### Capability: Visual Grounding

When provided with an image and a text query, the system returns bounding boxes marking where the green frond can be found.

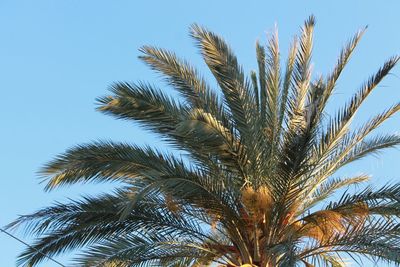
[348,56,399,114]
[250,70,259,110]
[301,174,370,213]
[277,36,297,142]
[318,183,400,224]
[341,133,400,165]
[264,29,281,163]
[327,183,400,212]
[39,141,183,190]
[278,17,317,181]
[302,253,346,267]
[138,46,225,122]
[97,82,186,135]
[318,28,366,113]
[265,28,281,126]
[175,108,246,172]
[256,41,266,120]
[318,103,400,178]
[10,193,216,267]
[314,56,399,166]
[190,24,258,140]
[300,218,400,265]
[77,234,222,267]
[290,15,315,116]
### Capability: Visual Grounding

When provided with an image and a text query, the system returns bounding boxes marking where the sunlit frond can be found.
[190,23,258,141]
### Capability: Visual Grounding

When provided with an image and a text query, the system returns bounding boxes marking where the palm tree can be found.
[8,16,400,267]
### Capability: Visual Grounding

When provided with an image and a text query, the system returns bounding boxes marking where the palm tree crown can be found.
[9,16,400,267]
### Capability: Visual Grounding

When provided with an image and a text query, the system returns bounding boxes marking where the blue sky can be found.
[1,0,400,266]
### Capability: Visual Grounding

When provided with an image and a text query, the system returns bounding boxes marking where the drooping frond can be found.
[39,141,189,190]
[299,218,400,265]
[138,46,226,124]
[8,192,221,267]
[341,134,400,165]
[97,82,186,136]
[77,234,221,267]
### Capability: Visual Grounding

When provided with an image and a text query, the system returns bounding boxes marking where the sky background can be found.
[1,1,400,266]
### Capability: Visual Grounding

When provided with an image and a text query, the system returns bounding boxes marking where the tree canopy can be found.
[8,16,400,267]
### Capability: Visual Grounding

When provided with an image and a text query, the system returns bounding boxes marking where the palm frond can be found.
[301,174,370,213]
[190,24,258,141]
[97,82,187,135]
[341,133,400,165]
[313,56,399,170]
[77,234,216,267]
[39,141,184,190]
[9,192,215,267]
[256,41,266,120]
[318,28,366,113]
[138,46,226,124]
[317,103,400,179]
[264,29,281,163]
[276,37,297,145]
[299,218,400,265]
[289,15,315,119]
[250,70,259,110]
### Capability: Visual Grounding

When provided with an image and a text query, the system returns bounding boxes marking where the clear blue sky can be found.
[1,1,400,266]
